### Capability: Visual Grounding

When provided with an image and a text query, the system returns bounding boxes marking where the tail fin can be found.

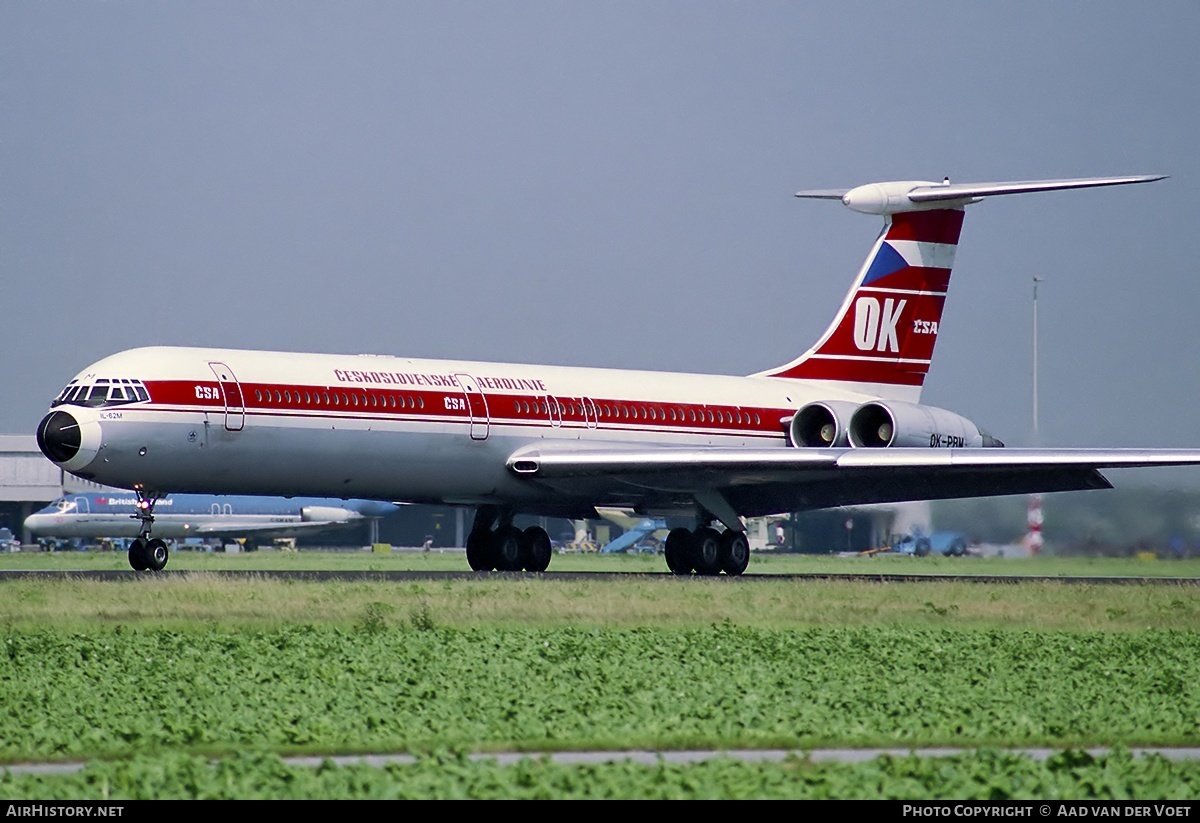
[756,175,1165,402]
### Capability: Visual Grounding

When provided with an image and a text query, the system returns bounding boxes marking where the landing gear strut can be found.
[127,488,169,572]
[465,505,553,573]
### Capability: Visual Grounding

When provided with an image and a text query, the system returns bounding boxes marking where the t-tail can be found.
[757,175,1166,404]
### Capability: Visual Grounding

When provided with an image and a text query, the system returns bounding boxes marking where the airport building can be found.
[0,436,64,544]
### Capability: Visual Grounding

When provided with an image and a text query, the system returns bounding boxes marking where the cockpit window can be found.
[51,378,151,409]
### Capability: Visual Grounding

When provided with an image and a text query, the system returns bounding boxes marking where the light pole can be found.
[1027,276,1044,555]
[1032,276,1043,443]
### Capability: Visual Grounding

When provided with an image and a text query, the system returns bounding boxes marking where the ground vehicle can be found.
[878,528,969,557]
[0,527,19,552]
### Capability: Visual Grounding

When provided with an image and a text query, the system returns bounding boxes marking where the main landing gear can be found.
[465,505,553,573]
[662,521,750,577]
[127,489,169,572]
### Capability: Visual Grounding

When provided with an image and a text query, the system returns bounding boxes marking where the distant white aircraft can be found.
[25,493,398,559]
[35,174,1200,575]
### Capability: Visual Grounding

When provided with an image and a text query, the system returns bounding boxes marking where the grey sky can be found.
[3,3,1198,477]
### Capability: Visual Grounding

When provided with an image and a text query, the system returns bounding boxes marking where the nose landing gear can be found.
[127,489,169,572]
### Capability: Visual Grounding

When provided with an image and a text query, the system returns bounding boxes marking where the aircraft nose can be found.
[37,410,82,464]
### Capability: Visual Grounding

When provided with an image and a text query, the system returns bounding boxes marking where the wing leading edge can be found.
[506,444,1200,519]
[191,519,360,538]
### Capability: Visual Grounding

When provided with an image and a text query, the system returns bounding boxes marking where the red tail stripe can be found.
[861,266,952,293]
[885,209,965,245]
[768,358,927,384]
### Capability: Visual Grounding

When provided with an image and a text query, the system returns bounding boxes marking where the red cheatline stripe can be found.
[138,380,789,436]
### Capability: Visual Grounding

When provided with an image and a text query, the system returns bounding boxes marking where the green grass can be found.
[1,561,1199,633]
[3,548,1199,799]
[7,748,1200,800]
[7,545,1200,578]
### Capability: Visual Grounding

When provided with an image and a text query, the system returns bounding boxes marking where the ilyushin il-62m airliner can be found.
[36,175,1200,574]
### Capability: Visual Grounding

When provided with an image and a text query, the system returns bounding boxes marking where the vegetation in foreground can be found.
[0,570,1198,633]
[2,556,1198,799]
[4,748,1200,800]
[6,543,1200,578]
[4,625,1200,764]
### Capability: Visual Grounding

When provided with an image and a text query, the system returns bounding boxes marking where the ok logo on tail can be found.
[852,296,907,353]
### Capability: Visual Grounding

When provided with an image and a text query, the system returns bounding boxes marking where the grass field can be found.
[8,543,1200,577]
[2,548,1199,799]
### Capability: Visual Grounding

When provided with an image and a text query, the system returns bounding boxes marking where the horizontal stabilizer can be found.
[906,175,1167,203]
[796,175,1166,215]
[791,188,849,200]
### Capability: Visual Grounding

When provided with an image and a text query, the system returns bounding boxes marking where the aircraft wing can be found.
[190,519,361,538]
[506,444,1200,519]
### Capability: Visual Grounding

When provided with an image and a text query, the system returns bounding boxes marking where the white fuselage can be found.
[24,511,312,540]
[48,346,873,517]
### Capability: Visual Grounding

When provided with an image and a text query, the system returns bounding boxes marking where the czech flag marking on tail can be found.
[757,175,1165,401]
